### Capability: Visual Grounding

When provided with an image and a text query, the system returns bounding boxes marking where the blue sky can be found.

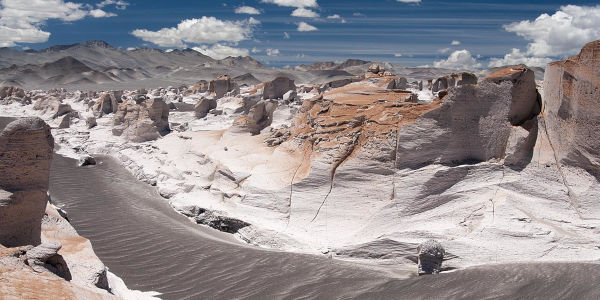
[1,0,599,68]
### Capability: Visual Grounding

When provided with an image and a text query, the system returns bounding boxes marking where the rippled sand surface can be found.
[49,154,396,299]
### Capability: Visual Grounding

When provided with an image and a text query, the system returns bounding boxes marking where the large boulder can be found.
[262,77,296,100]
[396,66,539,169]
[0,117,54,247]
[432,72,478,93]
[112,97,170,142]
[386,77,408,90]
[26,241,71,280]
[543,40,600,179]
[91,93,119,116]
[417,240,445,275]
[190,80,209,93]
[194,98,217,118]
[233,100,278,135]
[209,75,237,99]
[0,86,29,105]
[33,98,73,119]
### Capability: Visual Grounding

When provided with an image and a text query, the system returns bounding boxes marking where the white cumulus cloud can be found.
[0,0,118,47]
[131,16,259,48]
[97,0,129,10]
[297,21,317,32]
[192,44,249,60]
[260,0,318,8]
[327,14,340,19]
[291,8,319,18]
[438,47,451,54]
[451,40,461,45]
[89,9,116,18]
[396,0,421,3]
[235,6,261,15]
[433,49,482,70]
[504,5,600,57]
[488,48,552,68]
[266,48,280,56]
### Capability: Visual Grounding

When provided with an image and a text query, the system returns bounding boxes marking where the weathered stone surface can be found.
[91,93,118,117]
[543,40,600,179]
[432,72,478,93]
[233,100,278,134]
[0,86,29,105]
[417,240,445,275]
[190,80,209,93]
[263,77,296,100]
[86,116,97,129]
[504,118,538,169]
[0,86,25,99]
[487,66,538,125]
[26,241,72,280]
[324,78,360,89]
[396,67,539,169]
[209,75,236,99]
[368,63,381,74]
[194,98,217,118]
[0,117,54,247]
[112,97,170,142]
[282,90,297,102]
[58,112,79,129]
[176,205,250,234]
[387,77,408,90]
[432,77,448,93]
[33,98,74,119]
[78,155,97,167]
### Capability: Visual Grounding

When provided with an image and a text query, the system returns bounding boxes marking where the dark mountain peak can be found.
[130,48,165,54]
[219,55,264,67]
[81,40,114,48]
[167,48,212,59]
[39,40,115,53]
[232,72,261,85]
[334,59,371,69]
[42,56,92,72]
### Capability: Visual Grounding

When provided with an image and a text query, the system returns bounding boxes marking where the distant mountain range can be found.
[0,41,373,90]
[0,40,540,91]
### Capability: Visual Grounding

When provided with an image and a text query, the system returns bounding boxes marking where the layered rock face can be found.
[262,77,296,100]
[112,97,170,142]
[0,117,54,247]
[543,40,600,179]
[396,66,539,169]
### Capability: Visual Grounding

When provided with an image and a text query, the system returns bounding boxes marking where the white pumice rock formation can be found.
[112,97,170,142]
[0,117,122,299]
[1,43,600,275]
[0,117,54,247]
[542,40,600,220]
